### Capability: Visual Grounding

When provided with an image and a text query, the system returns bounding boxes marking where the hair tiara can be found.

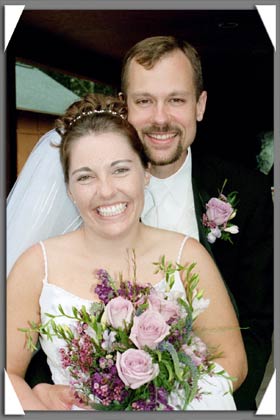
[68,108,126,128]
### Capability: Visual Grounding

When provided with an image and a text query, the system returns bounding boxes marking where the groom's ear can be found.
[118,92,125,103]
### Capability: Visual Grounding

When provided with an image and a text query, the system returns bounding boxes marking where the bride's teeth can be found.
[97,203,127,217]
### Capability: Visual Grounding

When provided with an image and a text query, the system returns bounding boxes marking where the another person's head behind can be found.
[120,36,207,176]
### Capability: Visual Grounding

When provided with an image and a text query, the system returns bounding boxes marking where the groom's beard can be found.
[141,124,184,166]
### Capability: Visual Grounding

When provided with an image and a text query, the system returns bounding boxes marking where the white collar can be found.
[147,148,192,195]
[141,147,198,238]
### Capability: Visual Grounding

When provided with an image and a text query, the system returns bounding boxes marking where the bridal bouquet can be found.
[21,257,228,411]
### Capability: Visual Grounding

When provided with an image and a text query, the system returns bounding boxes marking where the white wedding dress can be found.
[38,239,236,411]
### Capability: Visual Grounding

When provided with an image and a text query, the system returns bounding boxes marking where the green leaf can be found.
[44,312,58,319]
[178,352,199,405]
[161,359,174,382]
[158,342,183,381]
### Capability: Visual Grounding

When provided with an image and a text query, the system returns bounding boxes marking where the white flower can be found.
[192,292,210,318]
[168,383,186,409]
[207,232,217,243]
[210,227,222,238]
[167,290,185,302]
[101,329,117,352]
[224,225,239,234]
[84,325,98,343]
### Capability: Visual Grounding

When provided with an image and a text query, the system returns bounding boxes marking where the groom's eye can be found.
[135,98,152,106]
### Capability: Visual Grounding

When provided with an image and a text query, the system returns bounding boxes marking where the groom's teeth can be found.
[97,203,127,217]
[150,133,176,140]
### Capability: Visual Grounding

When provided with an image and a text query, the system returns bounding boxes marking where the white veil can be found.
[6,129,82,275]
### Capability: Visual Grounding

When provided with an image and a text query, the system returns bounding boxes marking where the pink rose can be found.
[129,309,170,349]
[104,296,133,329]
[189,333,208,354]
[181,345,204,367]
[182,334,208,367]
[206,197,233,226]
[116,349,159,389]
[148,290,180,322]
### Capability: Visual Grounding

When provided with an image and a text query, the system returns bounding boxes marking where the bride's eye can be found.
[113,167,130,175]
[77,175,93,183]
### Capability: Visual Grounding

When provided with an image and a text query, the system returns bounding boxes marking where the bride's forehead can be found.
[71,132,133,151]
[69,132,139,163]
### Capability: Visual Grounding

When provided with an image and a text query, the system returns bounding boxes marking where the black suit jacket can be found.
[25,153,273,411]
[192,153,274,410]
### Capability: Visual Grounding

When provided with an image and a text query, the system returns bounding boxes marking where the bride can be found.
[7,93,247,410]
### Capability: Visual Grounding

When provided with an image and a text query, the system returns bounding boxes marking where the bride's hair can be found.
[55,93,149,183]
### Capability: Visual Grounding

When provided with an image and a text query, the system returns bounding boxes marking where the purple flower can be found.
[94,269,116,304]
[131,385,174,411]
[91,363,129,405]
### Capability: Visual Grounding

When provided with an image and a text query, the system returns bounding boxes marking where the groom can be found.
[119,36,273,410]
[25,36,273,410]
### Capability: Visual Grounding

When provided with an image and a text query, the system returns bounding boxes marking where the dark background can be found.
[6,9,274,194]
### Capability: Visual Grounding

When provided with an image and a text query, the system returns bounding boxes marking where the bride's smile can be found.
[96,202,128,217]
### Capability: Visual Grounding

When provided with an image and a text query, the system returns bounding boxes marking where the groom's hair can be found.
[121,35,204,100]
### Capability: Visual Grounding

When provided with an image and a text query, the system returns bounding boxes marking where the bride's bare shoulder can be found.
[41,229,81,249]
[144,224,195,243]
[8,242,46,282]
[142,224,199,252]
[11,230,80,268]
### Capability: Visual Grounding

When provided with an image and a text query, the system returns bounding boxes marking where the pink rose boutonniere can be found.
[202,179,239,244]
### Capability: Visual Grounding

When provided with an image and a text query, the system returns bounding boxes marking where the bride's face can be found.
[67,131,150,239]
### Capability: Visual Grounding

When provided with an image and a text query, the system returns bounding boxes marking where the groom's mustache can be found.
[142,124,183,136]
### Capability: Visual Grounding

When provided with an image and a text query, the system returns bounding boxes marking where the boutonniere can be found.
[202,179,239,244]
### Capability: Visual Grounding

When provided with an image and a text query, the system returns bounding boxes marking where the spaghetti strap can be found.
[39,241,48,284]
[176,235,189,264]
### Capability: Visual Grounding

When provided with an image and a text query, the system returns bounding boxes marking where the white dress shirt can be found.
[141,148,199,240]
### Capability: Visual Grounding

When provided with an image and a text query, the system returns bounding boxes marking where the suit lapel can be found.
[192,176,214,257]
[191,157,239,316]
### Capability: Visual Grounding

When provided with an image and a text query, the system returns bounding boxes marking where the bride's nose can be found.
[96,176,116,198]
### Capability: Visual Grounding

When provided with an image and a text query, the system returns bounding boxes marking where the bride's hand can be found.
[32,383,77,410]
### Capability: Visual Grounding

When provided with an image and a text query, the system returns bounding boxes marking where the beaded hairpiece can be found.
[68,108,125,127]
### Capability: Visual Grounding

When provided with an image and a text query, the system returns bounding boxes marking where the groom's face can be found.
[126,50,207,173]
